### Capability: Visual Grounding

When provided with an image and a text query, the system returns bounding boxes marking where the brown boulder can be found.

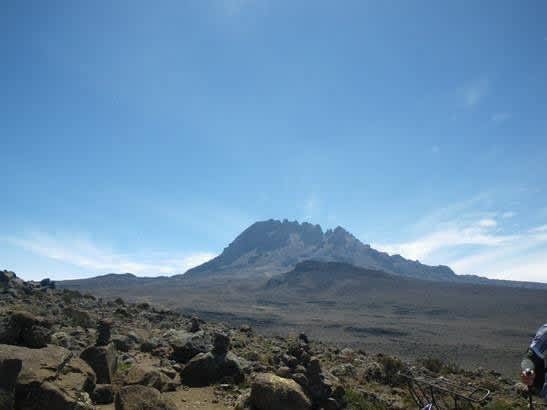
[180,351,245,387]
[15,381,93,410]
[80,343,117,384]
[64,307,94,329]
[92,384,114,404]
[0,358,22,410]
[124,364,177,392]
[115,385,176,410]
[0,344,96,409]
[0,310,51,348]
[250,373,311,410]
[168,330,210,364]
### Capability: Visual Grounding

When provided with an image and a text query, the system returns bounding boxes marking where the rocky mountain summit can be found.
[0,269,534,409]
[182,219,456,282]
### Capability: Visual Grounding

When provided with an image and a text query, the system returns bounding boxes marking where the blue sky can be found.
[1,0,547,282]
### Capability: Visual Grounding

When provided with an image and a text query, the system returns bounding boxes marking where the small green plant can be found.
[117,361,133,373]
[484,399,523,410]
[419,357,444,373]
[418,356,463,375]
[378,355,405,386]
[61,289,82,304]
[441,360,463,375]
[344,389,388,410]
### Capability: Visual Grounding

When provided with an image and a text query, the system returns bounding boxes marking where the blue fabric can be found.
[531,324,547,359]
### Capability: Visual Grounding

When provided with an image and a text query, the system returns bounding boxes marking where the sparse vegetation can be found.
[484,399,524,410]
[419,356,464,375]
[344,389,388,410]
[378,354,405,386]
[61,288,82,304]
[0,268,532,409]
[117,360,133,373]
[419,356,444,373]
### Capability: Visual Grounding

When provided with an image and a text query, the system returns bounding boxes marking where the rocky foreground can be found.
[0,270,533,409]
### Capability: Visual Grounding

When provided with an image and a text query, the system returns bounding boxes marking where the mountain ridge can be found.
[57,219,547,289]
[181,219,458,282]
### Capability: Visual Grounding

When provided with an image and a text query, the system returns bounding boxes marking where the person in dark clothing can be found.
[521,323,547,400]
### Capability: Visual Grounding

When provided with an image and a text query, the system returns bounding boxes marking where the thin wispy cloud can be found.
[2,232,215,277]
[449,242,547,283]
[373,196,547,282]
[478,218,497,228]
[375,220,516,262]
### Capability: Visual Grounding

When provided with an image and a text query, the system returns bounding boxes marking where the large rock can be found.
[0,310,51,348]
[189,316,201,333]
[92,384,114,404]
[115,385,176,410]
[112,333,140,352]
[124,364,177,392]
[213,332,230,354]
[0,270,26,295]
[0,344,96,409]
[180,351,245,387]
[167,329,210,364]
[250,373,312,410]
[0,358,22,410]
[0,358,22,390]
[57,356,97,395]
[64,307,94,328]
[80,343,117,384]
[17,381,94,410]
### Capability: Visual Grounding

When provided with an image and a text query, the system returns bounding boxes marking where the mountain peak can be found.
[183,219,458,282]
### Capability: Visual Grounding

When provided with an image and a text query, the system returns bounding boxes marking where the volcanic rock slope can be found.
[182,219,456,281]
[0,270,533,409]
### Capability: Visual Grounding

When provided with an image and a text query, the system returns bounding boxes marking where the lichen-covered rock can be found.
[250,373,312,410]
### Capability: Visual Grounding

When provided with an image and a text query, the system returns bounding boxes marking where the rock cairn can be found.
[273,333,345,409]
[189,316,201,333]
[96,318,112,346]
[180,332,245,387]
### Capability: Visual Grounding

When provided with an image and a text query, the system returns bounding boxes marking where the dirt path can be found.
[164,387,232,409]
[97,386,232,410]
